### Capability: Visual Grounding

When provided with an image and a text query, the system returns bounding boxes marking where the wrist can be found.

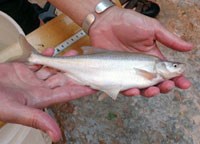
[82,0,116,34]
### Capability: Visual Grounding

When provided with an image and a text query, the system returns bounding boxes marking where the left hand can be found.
[0,49,96,142]
[89,7,193,97]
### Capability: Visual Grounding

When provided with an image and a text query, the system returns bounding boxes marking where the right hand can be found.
[89,6,193,97]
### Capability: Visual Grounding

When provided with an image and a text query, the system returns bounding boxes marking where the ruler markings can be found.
[53,30,86,56]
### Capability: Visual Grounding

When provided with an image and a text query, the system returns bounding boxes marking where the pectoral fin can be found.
[135,68,156,80]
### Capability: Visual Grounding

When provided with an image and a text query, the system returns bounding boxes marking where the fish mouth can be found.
[178,63,186,74]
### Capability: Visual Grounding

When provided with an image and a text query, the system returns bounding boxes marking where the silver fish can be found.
[19,35,185,100]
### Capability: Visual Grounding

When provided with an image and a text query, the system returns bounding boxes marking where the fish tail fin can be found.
[18,34,38,62]
[0,35,37,63]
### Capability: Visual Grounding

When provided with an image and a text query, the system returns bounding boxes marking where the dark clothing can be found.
[0,0,7,4]
[0,0,8,4]
[0,0,40,34]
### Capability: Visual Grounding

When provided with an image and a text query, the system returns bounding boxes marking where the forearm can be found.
[48,0,102,26]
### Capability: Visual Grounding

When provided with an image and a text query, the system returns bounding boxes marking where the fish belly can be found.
[65,68,162,91]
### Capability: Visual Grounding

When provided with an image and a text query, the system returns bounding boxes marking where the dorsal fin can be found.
[81,46,113,54]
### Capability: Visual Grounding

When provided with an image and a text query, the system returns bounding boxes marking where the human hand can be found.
[89,6,193,97]
[0,49,96,142]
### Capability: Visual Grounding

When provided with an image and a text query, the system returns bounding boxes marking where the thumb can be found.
[155,23,193,52]
[2,104,61,142]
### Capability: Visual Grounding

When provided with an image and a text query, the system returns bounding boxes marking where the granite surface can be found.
[51,1,200,144]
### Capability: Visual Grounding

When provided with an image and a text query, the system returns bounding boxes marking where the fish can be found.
[18,35,185,100]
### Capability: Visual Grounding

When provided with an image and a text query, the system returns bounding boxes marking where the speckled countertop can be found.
[52,1,200,144]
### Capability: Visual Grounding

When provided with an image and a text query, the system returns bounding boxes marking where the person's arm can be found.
[48,0,102,26]
[48,0,193,97]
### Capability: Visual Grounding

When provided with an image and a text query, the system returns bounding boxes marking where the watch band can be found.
[82,14,96,35]
[95,0,115,13]
[82,0,115,34]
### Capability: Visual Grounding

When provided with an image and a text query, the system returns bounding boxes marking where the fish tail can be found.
[18,34,38,62]
[0,35,37,63]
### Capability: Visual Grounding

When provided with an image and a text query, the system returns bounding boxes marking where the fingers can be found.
[42,48,55,56]
[124,84,173,98]
[44,73,74,88]
[157,80,175,93]
[141,82,173,97]
[124,77,190,98]
[173,76,191,89]
[122,87,160,98]
[38,85,96,107]
[1,104,61,142]
[28,48,55,72]
[36,67,58,80]
[122,81,173,97]
[143,46,166,60]
[28,64,42,72]
[42,48,79,57]
[12,63,44,86]
[63,49,79,56]
[155,22,193,52]
[122,88,140,96]
[141,86,160,97]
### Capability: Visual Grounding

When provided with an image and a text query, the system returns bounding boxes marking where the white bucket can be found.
[0,11,51,144]
[0,124,52,144]
[0,11,25,50]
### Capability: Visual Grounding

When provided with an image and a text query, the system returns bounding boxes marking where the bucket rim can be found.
[0,11,25,36]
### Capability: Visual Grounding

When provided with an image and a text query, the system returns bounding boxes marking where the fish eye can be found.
[173,64,177,68]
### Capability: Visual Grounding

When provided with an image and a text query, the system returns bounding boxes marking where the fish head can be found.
[156,61,185,79]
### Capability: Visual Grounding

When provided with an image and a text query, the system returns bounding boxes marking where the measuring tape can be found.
[53,30,86,56]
